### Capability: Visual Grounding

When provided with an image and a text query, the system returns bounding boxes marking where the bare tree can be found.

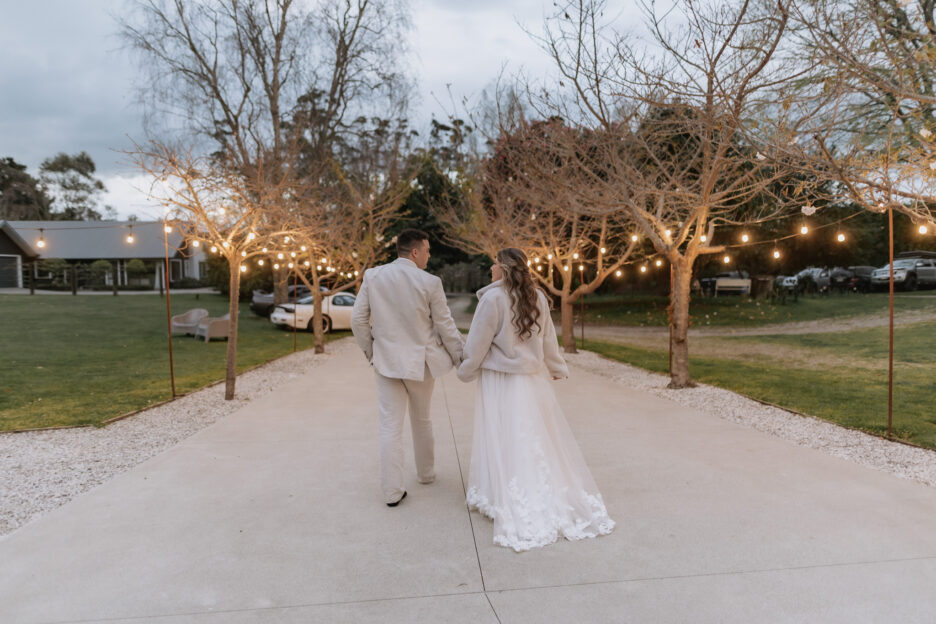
[121,0,412,302]
[534,0,819,387]
[132,141,297,400]
[433,117,641,353]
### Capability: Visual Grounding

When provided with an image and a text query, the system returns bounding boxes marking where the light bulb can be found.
[665,229,671,237]
[537,265,543,271]
[723,255,731,264]
[573,252,579,259]
[126,235,134,244]
[277,253,284,260]
[600,247,606,254]
[222,241,229,248]
[247,232,256,240]
[262,247,268,253]
[192,240,200,247]
[210,245,218,253]
[534,257,540,263]
[655,259,662,267]
[579,264,584,271]
[920,225,929,235]
[631,234,638,242]
[241,251,247,257]
[700,234,707,242]
[547,254,553,259]
[354,271,359,276]
[800,225,809,235]
[240,265,247,273]
[773,250,781,259]
[37,238,46,248]
[527,261,532,267]
[317,265,322,271]
[837,233,846,242]
[741,234,749,243]
[321,257,327,264]
[615,270,622,277]
[164,225,172,233]
[284,236,290,243]
[640,266,647,273]
[301,245,307,251]
[304,260,310,267]
[258,259,265,266]
[290,252,296,258]
[563,265,569,272]
[273,263,280,269]
[288,262,294,268]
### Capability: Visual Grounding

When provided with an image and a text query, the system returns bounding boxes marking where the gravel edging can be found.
[0,339,355,537]
[565,350,936,489]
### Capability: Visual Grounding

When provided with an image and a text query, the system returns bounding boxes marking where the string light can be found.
[164,225,172,234]
[36,228,46,248]
[600,247,606,254]
[837,233,846,242]
[321,257,327,263]
[615,270,622,277]
[631,234,639,242]
[274,263,280,269]
[741,233,749,243]
[723,255,731,264]
[290,251,296,258]
[288,262,294,269]
[537,264,543,271]
[240,265,247,273]
[640,265,647,273]
[222,241,230,248]
[700,234,707,242]
[300,245,307,251]
[527,260,532,267]
[262,247,268,253]
[210,245,218,253]
[277,253,284,259]
[664,229,672,237]
[920,225,929,235]
[534,256,540,263]
[800,225,809,235]
[284,236,290,243]
[547,253,553,259]
[573,252,579,259]
[579,264,584,271]
[126,225,134,244]
[317,265,322,271]
[773,249,781,259]
[563,265,570,272]
[258,259,265,266]
[241,251,247,257]
[304,260,311,267]
[354,271,359,276]
[247,232,256,241]
[655,259,663,267]
[192,240,200,248]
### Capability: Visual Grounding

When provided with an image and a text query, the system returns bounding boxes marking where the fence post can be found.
[71,264,77,295]
[112,262,119,296]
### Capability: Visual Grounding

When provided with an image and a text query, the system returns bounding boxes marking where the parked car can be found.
[774,274,798,291]
[871,258,936,291]
[269,292,357,333]
[829,267,854,292]
[250,284,312,317]
[847,266,876,293]
[795,267,830,293]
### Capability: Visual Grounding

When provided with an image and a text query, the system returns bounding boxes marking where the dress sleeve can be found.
[457,294,499,382]
[541,295,569,379]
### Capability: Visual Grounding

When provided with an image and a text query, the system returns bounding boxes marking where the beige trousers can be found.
[374,365,436,503]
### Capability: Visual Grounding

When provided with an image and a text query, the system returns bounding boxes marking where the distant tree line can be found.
[0,151,115,221]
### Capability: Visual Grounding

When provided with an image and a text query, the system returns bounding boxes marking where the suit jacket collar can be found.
[476,280,503,298]
[393,257,418,269]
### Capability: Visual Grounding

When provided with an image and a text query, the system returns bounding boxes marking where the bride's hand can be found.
[552,375,563,380]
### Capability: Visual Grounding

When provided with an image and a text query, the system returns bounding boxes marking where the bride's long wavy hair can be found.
[496,248,544,341]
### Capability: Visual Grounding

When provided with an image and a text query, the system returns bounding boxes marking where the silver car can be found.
[871,258,936,291]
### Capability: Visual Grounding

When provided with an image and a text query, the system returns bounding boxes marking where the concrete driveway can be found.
[2,344,936,623]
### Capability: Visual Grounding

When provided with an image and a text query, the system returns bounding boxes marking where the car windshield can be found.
[881,260,916,270]
[296,295,316,304]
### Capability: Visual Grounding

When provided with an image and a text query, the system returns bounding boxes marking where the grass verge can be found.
[585,337,936,451]
[0,294,348,431]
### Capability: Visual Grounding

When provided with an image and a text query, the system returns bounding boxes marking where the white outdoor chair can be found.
[170,308,209,336]
[195,313,231,343]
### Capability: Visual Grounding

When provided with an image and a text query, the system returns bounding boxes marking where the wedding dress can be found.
[466,368,615,552]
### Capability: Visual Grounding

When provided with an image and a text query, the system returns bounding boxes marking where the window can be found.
[333,295,356,306]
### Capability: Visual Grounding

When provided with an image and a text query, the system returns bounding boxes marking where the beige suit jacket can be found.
[351,258,465,381]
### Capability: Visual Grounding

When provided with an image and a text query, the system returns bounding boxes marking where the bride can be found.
[457,247,614,552]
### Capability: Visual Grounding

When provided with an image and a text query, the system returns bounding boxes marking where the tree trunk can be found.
[273,266,288,304]
[668,258,696,389]
[560,296,577,353]
[312,287,325,354]
[224,259,241,400]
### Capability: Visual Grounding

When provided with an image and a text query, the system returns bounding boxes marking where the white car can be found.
[871,258,936,291]
[270,292,357,333]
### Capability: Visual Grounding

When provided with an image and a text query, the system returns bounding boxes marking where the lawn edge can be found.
[582,342,933,453]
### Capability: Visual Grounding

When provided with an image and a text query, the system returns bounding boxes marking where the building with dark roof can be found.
[0,220,206,289]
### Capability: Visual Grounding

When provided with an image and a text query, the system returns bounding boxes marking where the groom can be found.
[351,229,465,507]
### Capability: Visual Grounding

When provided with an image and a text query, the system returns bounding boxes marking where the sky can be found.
[0,0,644,220]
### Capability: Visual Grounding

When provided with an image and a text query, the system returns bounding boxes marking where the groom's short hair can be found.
[397,229,429,257]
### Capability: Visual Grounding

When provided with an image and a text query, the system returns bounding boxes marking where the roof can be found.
[0,221,38,258]
[4,220,190,260]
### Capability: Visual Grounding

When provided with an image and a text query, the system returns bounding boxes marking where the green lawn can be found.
[581,291,936,327]
[0,294,348,431]
[586,320,936,449]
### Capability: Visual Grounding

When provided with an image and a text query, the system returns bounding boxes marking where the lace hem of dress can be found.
[466,485,615,553]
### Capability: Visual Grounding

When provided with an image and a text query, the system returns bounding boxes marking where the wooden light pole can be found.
[163,220,177,398]
[887,206,895,438]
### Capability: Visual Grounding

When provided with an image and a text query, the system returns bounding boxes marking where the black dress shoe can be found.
[387,491,407,507]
